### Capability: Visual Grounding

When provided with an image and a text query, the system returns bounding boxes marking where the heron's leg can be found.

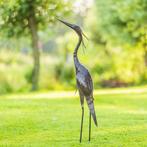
[78,87,84,143]
[89,111,91,142]
[80,106,84,143]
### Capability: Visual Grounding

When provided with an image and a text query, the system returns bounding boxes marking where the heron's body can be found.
[58,18,97,142]
[76,64,92,96]
[74,41,97,127]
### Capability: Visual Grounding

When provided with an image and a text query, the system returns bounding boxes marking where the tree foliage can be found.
[95,0,147,46]
[0,0,71,37]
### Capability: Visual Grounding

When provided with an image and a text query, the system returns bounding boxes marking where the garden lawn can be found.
[0,88,147,147]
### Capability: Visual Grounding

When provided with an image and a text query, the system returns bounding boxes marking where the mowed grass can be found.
[0,89,147,147]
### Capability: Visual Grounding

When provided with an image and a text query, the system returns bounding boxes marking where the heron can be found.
[58,19,98,142]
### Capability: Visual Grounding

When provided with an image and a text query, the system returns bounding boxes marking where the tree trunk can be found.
[28,13,40,90]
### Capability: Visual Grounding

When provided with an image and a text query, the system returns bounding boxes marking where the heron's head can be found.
[57,18,88,49]
[57,18,83,37]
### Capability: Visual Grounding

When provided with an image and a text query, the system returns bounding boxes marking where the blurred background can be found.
[0,0,147,94]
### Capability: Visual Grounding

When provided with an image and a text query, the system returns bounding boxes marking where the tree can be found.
[0,0,71,90]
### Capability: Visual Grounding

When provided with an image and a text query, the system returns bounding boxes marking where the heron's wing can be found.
[76,71,94,97]
[86,72,93,93]
[86,72,94,100]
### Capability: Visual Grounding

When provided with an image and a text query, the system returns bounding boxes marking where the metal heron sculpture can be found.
[58,19,98,142]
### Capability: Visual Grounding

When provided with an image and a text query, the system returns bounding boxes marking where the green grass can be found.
[0,89,147,147]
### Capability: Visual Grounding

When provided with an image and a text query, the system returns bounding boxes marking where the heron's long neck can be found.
[73,37,82,66]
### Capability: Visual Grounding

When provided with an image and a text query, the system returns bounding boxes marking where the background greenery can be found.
[0,0,147,94]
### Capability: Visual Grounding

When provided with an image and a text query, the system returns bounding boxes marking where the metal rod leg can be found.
[89,111,91,142]
[80,107,84,143]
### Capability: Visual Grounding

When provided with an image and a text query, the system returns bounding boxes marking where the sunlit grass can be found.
[0,88,147,146]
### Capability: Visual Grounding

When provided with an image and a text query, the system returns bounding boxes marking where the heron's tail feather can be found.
[85,96,98,126]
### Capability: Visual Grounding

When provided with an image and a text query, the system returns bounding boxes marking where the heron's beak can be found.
[57,18,74,30]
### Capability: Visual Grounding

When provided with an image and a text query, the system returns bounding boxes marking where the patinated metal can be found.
[58,19,97,142]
